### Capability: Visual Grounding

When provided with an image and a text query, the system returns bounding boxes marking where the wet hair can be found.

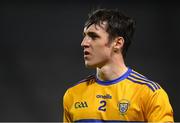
[85,8,136,58]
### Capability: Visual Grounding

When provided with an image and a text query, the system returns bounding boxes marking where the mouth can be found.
[84,51,90,55]
[84,51,90,58]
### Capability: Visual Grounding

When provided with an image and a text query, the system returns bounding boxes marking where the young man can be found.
[63,9,174,122]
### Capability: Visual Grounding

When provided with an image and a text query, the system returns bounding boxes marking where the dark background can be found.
[0,0,179,121]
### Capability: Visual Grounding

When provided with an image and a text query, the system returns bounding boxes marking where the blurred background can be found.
[0,0,179,121]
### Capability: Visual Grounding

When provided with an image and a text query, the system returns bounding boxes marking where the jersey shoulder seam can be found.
[127,70,161,92]
[68,74,96,89]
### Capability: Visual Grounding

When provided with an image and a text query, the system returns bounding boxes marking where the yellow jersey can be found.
[63,68,174,122]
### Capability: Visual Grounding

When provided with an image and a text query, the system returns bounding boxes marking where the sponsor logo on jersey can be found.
[74,101,88,109]
[118,99,130,115]
[96,94,112,99]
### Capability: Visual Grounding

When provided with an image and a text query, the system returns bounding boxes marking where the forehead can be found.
[84,22,107,34]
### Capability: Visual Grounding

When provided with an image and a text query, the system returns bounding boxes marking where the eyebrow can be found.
[83,31,100,38]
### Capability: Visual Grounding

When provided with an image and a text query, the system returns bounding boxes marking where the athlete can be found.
[63,8,174,122]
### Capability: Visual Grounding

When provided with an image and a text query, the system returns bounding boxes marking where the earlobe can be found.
[113,48,119,52]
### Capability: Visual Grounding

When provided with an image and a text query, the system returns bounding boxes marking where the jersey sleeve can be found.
[63,89,72,122]
[143,86,174,122]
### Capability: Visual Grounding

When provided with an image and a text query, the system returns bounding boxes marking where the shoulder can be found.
[63,75,96,100]
[127,69,172,107]
[66,74,96,91]
[127,69,161,92]
[127,69,171,102]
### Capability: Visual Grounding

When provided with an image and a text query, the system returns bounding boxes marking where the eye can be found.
[88,32,100,40]
[91,35,98,40]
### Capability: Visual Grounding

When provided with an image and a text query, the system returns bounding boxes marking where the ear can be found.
[113,37,124,52]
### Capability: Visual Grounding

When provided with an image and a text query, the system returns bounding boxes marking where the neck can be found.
[96,56,128,81]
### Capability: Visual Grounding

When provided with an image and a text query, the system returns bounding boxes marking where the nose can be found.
[81,36,90,48]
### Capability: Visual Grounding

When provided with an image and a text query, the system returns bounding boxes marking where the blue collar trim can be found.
[96,68,132,86]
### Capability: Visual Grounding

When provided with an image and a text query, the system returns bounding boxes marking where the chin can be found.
[85,62,97,69]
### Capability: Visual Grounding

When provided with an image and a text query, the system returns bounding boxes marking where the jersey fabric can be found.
[63,68,174,122]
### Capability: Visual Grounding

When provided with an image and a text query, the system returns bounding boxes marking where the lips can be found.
[84,51,90,55]
[83,51,91,58]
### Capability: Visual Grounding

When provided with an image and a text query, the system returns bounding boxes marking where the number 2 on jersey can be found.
[98,100,106,111]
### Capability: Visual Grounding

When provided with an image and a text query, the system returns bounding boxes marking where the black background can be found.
[0,0,179,121]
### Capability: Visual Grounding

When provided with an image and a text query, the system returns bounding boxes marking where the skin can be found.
[81,22,128,81]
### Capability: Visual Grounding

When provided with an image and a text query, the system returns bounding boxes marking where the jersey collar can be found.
[96,67,132,86]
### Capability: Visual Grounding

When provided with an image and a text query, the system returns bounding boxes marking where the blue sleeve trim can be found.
[129,74,159,90]
[75,119,145,122]
[127,77,155,92]
[131,71,161,89]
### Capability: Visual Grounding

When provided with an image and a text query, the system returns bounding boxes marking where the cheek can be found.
[95,48,111,59]
[92,41,112,59]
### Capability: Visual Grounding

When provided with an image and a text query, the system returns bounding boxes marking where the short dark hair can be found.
[84,8,136,58]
